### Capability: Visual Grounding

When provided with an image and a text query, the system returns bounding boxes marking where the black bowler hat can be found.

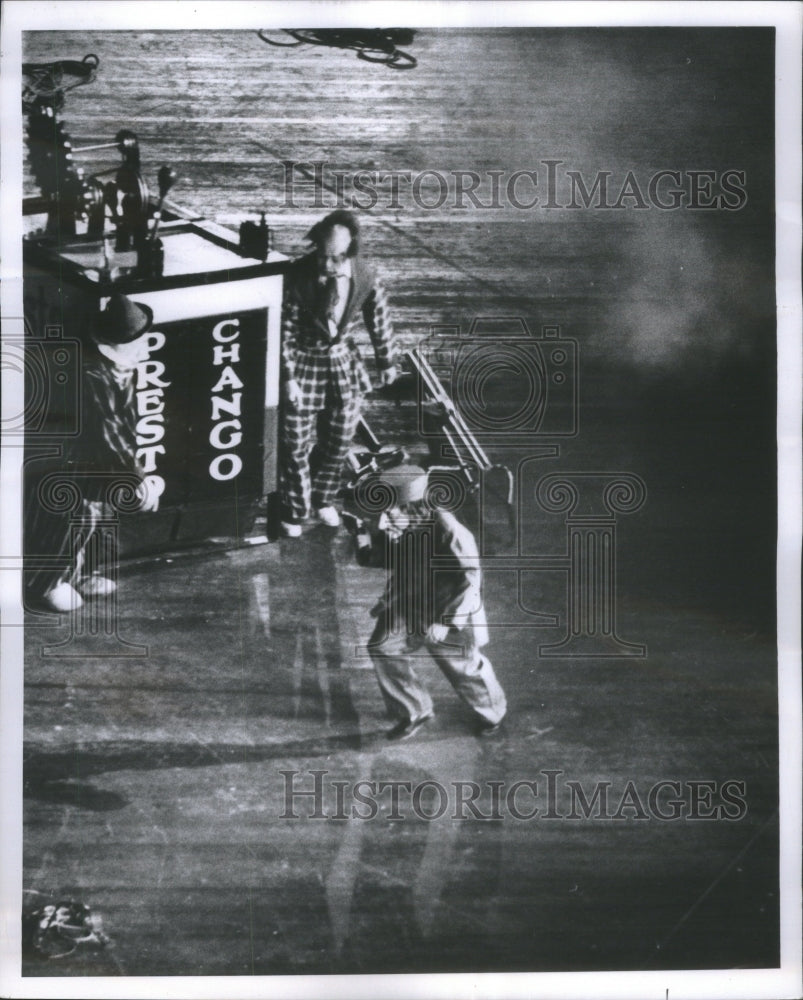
[95,293,153,344]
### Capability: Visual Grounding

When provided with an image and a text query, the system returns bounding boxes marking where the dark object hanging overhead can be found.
[22,53,99,112]
[257,28,417,69]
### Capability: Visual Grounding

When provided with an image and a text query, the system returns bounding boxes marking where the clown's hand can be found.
[285,378,302,410]
[138,476,163,512]
[427,623,449,644]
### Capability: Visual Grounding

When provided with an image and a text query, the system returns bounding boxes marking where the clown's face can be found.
[95,333,151,371]
[378,505,411,540]
[316,224,353,278]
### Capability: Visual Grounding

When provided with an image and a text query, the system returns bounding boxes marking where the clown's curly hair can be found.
[305,209,361,257]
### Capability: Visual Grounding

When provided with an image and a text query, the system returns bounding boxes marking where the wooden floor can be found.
[23,28,774,356]
[18,26,781,987]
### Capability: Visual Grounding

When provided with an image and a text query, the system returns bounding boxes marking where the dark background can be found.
[21,27,779,979]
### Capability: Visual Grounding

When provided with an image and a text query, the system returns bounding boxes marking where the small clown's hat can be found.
[375,465,428,506]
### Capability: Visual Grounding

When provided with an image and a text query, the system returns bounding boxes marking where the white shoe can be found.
[78,575,117,598]
[41,582,83,612]
[315,506,341,527]
[280,520,303,538]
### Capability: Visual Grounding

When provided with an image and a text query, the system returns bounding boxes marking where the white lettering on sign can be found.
[211,393,241,421]
[209,453,243,481]
[212,320,240,343]
[209,419,243,450]
[211,365,244,393]
[136,414,166,444]
[138,445,166,473]
[137,359,171,389]
[209,317,244,482]
[137,389,166,416]
[213,343,240,366]
[135,331,169,498]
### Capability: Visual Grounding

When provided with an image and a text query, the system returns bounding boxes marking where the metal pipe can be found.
[70,141,121,154]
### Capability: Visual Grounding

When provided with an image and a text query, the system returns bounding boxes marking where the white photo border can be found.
[1,3,800,999]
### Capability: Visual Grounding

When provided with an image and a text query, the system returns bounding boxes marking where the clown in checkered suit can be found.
[279,211,397,534]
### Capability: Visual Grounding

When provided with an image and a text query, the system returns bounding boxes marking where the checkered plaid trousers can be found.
[25,496,109,597]
[278,342,364,519]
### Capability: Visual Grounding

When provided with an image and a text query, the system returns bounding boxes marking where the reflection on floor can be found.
[23,518,778,976]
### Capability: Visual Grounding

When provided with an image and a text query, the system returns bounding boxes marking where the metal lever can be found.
[149,165,178,245]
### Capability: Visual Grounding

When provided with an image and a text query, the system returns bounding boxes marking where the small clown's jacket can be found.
[356,508,489,646]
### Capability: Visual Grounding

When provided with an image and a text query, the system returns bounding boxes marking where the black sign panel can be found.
[136,309,269,508]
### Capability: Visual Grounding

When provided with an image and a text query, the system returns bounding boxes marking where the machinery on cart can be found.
[22,55,285,553]
[21,54,512,562]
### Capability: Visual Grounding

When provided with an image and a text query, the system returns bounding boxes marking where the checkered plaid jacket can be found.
[62,351,145,500]
[24,351,144,594]
[280,252,396,403]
